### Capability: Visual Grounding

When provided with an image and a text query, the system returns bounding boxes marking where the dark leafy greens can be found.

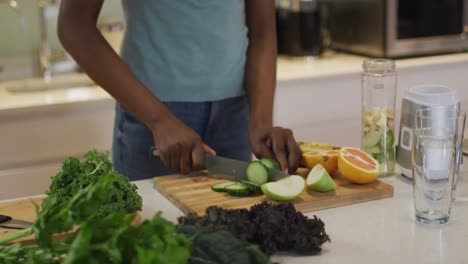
[0,150,330,263]
[45,150,142,219]
[0,211,191,264]
[178,226,270,264]
[0,150,142,246]
[178,201,330,255]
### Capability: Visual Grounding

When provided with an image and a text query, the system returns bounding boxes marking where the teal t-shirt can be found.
[120,0,248,102]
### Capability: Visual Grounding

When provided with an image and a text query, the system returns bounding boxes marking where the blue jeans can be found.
[112,96,252,180]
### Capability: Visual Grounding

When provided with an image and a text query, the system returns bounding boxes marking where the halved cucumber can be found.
[211,181,236,192]
[240,180,262,194]
[259,158,281,170]
[246,161,269,185]
[225,183,252,196]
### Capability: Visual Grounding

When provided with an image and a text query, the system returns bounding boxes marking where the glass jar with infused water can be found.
[361,59,397,177]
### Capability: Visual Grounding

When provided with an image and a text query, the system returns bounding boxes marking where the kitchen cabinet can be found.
[0,89,114,200]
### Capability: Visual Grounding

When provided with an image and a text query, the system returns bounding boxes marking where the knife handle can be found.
[0,214,12,223]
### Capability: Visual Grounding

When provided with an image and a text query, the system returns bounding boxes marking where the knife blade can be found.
[205,154,249,180]
[0,214,33,230]
[205,154,289,182]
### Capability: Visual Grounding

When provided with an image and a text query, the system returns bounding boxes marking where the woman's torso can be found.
[120,0,248,102]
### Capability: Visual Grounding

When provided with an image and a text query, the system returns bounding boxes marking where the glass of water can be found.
[412,127,456,224]
[415,108,466,201]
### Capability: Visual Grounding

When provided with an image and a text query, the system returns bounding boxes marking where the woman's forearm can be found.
[244,0,277,128]
[58,0,171,129]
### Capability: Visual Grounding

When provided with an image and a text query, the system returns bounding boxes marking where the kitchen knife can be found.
[150,146,289,181]
[0,214,33,229]
[205,154,249,180]
[205,154,289,182]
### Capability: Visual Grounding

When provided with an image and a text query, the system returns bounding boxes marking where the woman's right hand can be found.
[151,115,215,174]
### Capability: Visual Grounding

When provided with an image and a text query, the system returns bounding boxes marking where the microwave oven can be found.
[327,0,468,58]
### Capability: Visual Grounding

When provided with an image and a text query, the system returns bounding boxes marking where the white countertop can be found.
[135,166,468,264]
[1,51,468,112]
[277,51,468,82]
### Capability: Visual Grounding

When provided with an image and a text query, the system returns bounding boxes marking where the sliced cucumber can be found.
[246,161,269,185]
[225,183,252,196]
[259,158,281,170]
[211,181,236,192]
[362,130,382,148]
[240,180,262,194]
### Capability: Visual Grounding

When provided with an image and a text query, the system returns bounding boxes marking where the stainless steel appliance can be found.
[328,0,468,58]
[396,85,460,178]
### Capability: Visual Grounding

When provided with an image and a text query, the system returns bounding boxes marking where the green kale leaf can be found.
[45,150,142,219]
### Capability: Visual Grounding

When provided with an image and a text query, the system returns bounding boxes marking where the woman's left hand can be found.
[248,125,302,174]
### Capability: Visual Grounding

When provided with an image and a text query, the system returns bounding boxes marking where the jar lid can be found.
[405,84,459,106]
[362,59,396,75]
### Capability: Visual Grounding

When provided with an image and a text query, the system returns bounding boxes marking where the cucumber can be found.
[362,130,382,148]
[240,180,262,194]
[259,158,281,170]
[225,183,252,196]
[211,181,236,192]
[246,161,269,185]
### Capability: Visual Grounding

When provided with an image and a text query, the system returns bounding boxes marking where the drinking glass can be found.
[412,128,456,224]
[415,108,466,201]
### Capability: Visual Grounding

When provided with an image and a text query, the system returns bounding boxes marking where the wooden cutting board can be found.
[153,169,394,215]
[0,197,141,245]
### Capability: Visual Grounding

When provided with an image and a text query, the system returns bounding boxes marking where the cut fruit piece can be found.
[240,180,262,194]
[364,145,381,154]
[261,175,305,201]
[298,141,341,154]
[338,147,381,184]
[225,183,252,196]
[211,181,236,192]
[259,158,281,170]
[362,130,382,148]
[302,150,340,175]
[306,164,336,192]
[246,161,269,185]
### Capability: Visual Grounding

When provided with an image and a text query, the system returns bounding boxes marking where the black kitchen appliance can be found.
[276,0,323,56]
